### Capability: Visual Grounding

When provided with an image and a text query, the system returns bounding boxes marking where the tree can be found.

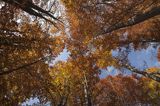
[62,0,160,81]
[49,56,100,106]
[0,1,65,105]
[2,0,61,24]
[94,75,160,106]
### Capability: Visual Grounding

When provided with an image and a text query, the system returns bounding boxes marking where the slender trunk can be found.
[58,96,68,106]
[83,72,92,106]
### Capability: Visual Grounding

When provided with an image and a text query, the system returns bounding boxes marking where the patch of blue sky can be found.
[128,45,160,70]
[49,48,70,66]
[100,45,160,78]
[22,98,51,106]
[100,66,119,79]
[55,48,70,61]
[22,98,39,106]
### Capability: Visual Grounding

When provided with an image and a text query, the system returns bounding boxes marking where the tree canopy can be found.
[0,0,160,105]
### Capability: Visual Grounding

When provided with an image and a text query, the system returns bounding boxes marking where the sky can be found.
[128,45,160,70]
[22,98,39,106]
[100,45,160,79]
[22,98,50,106]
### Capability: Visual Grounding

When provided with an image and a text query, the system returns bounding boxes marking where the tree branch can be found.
[116,59,160,82]
[98,6,160,36]
[2,0,63,25]
[0,57,45,76]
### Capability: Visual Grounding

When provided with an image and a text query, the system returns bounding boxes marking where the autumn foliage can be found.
[95,75,160,106]
[0,0,160,106]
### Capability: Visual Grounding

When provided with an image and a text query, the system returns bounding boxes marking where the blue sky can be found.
[49,48,70,66]
[22,98,39,106]
[99,45,160,79]
[128,45,160,70]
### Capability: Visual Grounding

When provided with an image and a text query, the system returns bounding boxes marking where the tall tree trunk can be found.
[83,72,92,106]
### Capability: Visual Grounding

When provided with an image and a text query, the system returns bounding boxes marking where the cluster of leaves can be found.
[95,74,160,106]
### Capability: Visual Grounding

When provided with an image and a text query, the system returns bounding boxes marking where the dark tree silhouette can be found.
[2,0,60,23]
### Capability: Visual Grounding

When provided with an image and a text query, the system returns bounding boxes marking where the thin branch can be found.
[115,58,160,82]
[47,1,56,12]
[0,57,45,76]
